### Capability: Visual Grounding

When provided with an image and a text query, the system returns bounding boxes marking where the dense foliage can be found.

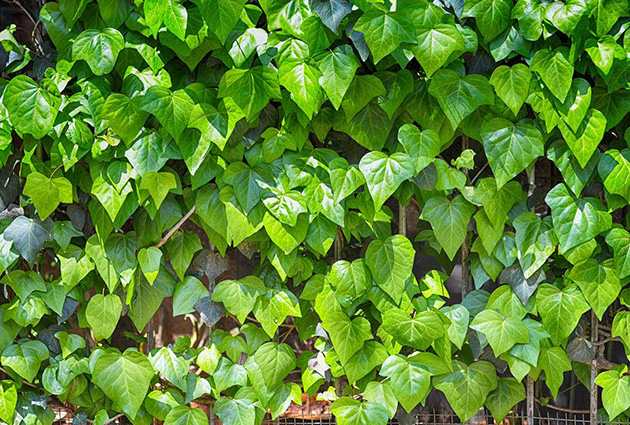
[2,0,630,423]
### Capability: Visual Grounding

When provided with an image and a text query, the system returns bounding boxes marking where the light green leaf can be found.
[382,308,445,351]
[434,360,497,422]
[539,346,571,399]
[536,283,590,345]
[365,235,415,303]
[470,310,530,356]
[316,45,361,110]
[72,29,125,75]
[212,276,265,323]
[353,7,416,63]
[330,398,389,425]
[481,118,544,188]
[595,368,630,419]
[513,213,557,278]
[485,378,526,422]
[3,75,61,139]
[380,355,432,413]
[545,183,612,252]
[489,64,531,115]
[218,67,281,122]
[530,48,574,102]
[86,294,122,341]
[322,311,371,364]
[397,125,442,174]
[253,342,295,389]
[139,171,177,209]
[92,349,154,419]
[359,152,414,211]
[1,340,49,382]
[428,70,494,129]
[172,276,207,316]
[567,259,621,320]
[422,195,475,260]
[462,0,512,40]
[164,406,206,425]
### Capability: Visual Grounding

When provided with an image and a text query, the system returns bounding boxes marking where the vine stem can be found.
[590,311,598,425]
[460,136,471,301]
[154,206,196,248]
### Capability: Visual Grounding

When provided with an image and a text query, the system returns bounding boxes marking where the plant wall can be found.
[1,0,630,424]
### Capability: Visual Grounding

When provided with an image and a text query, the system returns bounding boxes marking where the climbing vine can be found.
[1,0,630,424]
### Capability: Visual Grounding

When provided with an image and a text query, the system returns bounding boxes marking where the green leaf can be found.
[344,341,388,383]
[253,342,295,389]
[223,162,266,214]
[24,173,72,220]
[428,70,494,129]
[311,0,352,33]
[365,235,415,304]
[539,346,571,399]
[316,45,360,110]
[481,118,544,188]
[0,380,17,423]
[359,152,414,211]
[545,183,612,252]
[382,308,445,351]
[485,378,526,422]
[567,259,621,320]
[196,0,246,43]
[380,355,432,413]
[138,247,162,285]
[72,29,125,75]
[513,213,557,278]
[1,340,49,382]
[560,109,606,169]
[473,178,523,228]
[102,94,149,144]
[536,284,590,345]
[140,86,195,141]
[149,347,189,389]
[58,0,89,28]
[599,149,630,204]
[97,0,132,28]
[164,406,207,425]
[595,368,630,419]
[470,310,530,356]
[214,397,256,425]
[86,294,122,341]
[330,398,389,425]
[3,216,53,265]
[3,75,61,139]
[434,360,497,422]
[92,349,154,419]
[489,64,531,115]
[422,195,475,260]
[530,48,574,102]
[547,140,598,196]
[55,331,85,358]
[329,157,365,202]
[353,7,416,63]
[462,0,512,40]
[410,21,465,77]
[279,58,324,119]
[398,125,442,174]
[212,276,265,323]
[322,311,371,364]
[363,381,397,419]
[328,259,370,307]
[218,67,280,122]
[173,276,207,316]
[165,232,202,280]
[605,228,630,279]
[139,171,177,209]
[342,75,386,121]
[332,100,393,151]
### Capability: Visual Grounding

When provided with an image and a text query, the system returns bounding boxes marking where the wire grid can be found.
[261,410,630,425]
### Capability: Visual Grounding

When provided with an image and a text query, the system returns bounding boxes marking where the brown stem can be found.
[535,399,590,415]
[154,206,196,248]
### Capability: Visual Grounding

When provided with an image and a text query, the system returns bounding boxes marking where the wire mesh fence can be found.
[260,409,630,425]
